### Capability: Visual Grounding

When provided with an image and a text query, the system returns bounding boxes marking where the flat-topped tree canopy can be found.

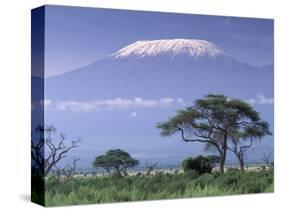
[93,149,139,175]
[157,94,271,173]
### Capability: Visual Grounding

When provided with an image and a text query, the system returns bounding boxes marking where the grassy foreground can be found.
[45,170,273,206]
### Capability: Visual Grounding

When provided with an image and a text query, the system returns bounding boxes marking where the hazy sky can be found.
[45,5,274,77]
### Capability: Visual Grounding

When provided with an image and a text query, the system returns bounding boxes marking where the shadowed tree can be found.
[228,123,271,172]
[157,94,269,174]
[31,124,81,176]
[93,149,139,176]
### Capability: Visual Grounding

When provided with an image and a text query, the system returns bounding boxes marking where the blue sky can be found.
[45,5,273,77]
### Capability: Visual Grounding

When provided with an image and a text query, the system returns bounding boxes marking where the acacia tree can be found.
[31,124,81,176]
[93,155,112,174]
[228,124,271,172]
[93,149,139,176]
[157,94,269,174]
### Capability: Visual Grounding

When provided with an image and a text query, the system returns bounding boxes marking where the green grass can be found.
[44,170,273,206]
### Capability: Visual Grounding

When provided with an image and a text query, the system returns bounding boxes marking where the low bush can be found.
[182,155,213,175]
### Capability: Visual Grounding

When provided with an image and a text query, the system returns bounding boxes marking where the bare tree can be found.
[31,135,45,175]
[262,152,274,170]
[31,124,81,176]
[54,165,62,179]
[145,160,158,176]
[228,136,253,172]
[59,157,80,180]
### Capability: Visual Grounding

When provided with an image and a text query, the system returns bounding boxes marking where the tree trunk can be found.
[239,156,244,172]
[123,168,128,176]
[219,132,228,174]
[219,155,226,174]
[213,144,224,174]
[239,161,244,172]
[115,167,122,176]
[106,168,110,175]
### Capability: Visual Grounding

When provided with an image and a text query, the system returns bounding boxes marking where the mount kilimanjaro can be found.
[46,39,273,101]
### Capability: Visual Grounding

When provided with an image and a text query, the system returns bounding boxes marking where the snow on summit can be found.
[111,39,225,59]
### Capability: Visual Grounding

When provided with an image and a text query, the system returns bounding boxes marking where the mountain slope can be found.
[46,39,273,101]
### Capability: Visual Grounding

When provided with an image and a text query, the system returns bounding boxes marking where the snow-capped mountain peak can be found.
[111,39,225,60]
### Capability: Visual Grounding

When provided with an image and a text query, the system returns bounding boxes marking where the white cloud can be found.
[130,112,137,117]
[40,99,52,108]
[247,94,274,105]
[56,97,176,112]
[57,101,98,112]
[176,98,184,104]
[31,99,52,110]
